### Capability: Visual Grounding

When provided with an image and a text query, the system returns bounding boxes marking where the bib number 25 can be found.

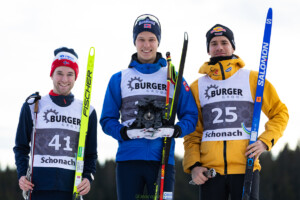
[212,107,237,124]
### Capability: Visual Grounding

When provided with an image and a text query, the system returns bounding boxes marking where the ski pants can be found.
[200,170,260,200]
[29,190,73,200]
[116,160,175,200]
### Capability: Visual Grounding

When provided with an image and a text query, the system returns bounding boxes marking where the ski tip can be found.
[89,47,95,56]
[184,32,188,40]
[268,7,272,13]
[267,7,272,17]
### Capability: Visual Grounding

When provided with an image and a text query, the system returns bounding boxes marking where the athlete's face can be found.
[208,36,235,58]
[136,31,159,64]
[51,66,76,96]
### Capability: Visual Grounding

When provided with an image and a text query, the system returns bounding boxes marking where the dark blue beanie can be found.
[54,47,78,58]
[133,14,161,45]
[206,24,235,53]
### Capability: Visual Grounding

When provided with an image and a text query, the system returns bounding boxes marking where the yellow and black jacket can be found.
[183,55,289,175]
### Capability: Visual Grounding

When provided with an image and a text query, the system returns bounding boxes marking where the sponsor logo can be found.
[161,168,165,176]
[214,69,219,75]
[139,19,155,26]
[163,192,173,199]
[76,160,84,173]
[210,26,226,34]
[78,146,84,158]
[63,61,69,65]
[127,77,167,92]
[258,42,269,87]
[225,67,232,72]
[43,109,81,125]
[210,67,220,76]
[204,85,243,99]
[83,70,92,117]
[41,156,76,166]
[183,81,190,92]
[256,96,262,102]
[204,129,243,138]
[59,54,76,62]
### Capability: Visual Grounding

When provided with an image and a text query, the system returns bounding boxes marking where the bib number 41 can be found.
[48,135,73,151]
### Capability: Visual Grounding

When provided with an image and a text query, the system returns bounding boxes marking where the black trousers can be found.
[200,170,260,200]
[29,190,73,200]
[116,160,175,200]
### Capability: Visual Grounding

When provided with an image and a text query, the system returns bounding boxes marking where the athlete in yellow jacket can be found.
[183,24,289,200]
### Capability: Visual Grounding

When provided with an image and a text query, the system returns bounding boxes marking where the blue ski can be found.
[242,8,273,200]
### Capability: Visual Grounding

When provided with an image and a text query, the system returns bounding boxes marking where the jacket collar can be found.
[128,52,167,74]
[199,54,245,80]
[49,90,74,107]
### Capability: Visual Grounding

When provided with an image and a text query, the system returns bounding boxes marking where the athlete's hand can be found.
[191,166,209,185]
[121,125,181,140]
[143,126,175,140]
[19,176,34,191]
[77,178,91,195]
[245,140,267,161]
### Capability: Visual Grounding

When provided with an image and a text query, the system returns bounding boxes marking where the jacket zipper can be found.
[219,62,227,175]
[223,141,227,175]
[218,62,226,80]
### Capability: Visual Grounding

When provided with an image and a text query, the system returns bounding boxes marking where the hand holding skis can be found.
[73,47,95,199]
[76,178,90,196]
[245,140,267,161]
[19,176,34,192]
[121,125,181,140]
[190,167,215,185]
[242,8,273,200]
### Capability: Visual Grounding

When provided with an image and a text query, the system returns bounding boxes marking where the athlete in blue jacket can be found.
[13,47,98,200]
[100,14,198,200]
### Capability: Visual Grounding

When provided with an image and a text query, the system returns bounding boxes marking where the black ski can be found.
[154,32,188,200]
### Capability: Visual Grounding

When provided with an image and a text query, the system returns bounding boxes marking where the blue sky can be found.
[0,0,298,169]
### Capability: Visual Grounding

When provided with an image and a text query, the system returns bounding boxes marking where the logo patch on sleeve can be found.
[183,81,190,92]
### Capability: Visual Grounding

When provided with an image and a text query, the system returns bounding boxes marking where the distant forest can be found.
[1,144,299,200]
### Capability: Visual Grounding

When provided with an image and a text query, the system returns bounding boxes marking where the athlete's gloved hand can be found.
[144,125,182,140]
[120,125,182,141]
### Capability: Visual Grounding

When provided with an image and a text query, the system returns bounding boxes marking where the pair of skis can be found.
[154,32,188,200]
[242,8,273,200]
[72,47,96,200]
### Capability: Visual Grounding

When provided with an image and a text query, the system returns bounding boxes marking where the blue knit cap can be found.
[133,14,161,45]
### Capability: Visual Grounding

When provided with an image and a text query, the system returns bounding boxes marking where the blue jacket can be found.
[100,53,198,165]
[13,92,98,192]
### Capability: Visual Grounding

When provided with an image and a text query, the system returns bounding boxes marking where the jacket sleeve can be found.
[249,71,289,150]
[83,109,98,183]
[175,77,198,137]
[99,72,124,141]
[13,102,33,179]
[183,79,203,173]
